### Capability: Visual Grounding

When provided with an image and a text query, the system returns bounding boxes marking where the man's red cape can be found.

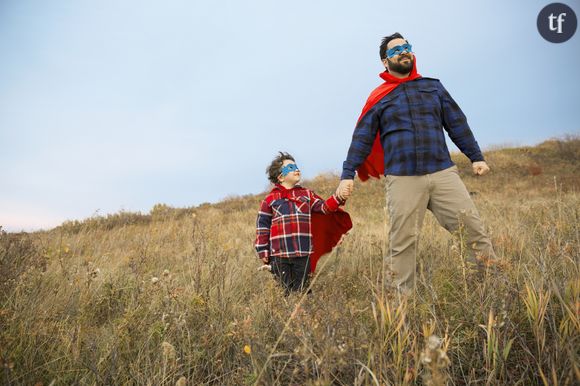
[356,56,422,181]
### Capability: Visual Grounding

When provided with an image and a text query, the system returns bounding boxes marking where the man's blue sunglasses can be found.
[386,43,412,59]
[280,163,299,177]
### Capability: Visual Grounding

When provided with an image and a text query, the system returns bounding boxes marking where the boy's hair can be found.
[379,32,406,60]
[266,151,295,184]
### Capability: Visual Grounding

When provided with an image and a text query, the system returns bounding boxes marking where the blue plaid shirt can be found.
[341,77,484,178]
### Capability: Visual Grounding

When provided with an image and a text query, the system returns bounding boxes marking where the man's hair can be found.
[379,32,406,60]
[266,151,295,184]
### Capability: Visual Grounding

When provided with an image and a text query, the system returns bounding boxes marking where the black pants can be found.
[270,256,311,294]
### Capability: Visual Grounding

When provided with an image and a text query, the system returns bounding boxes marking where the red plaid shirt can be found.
[255,184,343,260]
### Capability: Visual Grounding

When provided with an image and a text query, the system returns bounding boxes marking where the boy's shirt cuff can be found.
[325,194,342,211]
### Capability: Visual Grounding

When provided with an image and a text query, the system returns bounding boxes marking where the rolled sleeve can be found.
[324,194,341,212]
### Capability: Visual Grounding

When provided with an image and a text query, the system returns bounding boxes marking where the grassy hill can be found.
[1,137,579,385]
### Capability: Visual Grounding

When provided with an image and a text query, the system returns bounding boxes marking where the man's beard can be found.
[387,54,414,74]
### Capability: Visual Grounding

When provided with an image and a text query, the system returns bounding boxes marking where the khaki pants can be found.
[386,165,496,293]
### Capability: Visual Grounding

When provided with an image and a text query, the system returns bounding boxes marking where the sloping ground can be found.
[1,138,578,385]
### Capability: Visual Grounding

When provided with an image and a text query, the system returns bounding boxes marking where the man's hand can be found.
[472,161,490,176]
[336,179,354,201]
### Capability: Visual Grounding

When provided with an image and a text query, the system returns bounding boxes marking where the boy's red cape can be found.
[356,56,422,181]
[310,209,351,272]
[272,184,352,273]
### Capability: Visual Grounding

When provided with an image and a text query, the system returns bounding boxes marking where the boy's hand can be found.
[257,264,272,272]
[260,256,269,264]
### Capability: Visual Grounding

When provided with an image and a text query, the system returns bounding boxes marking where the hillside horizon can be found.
[4,135,579,235]
[4,135,576,235]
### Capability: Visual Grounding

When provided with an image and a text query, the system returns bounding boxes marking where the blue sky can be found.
[1,0,579,232]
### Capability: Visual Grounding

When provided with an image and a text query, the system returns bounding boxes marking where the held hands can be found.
[472,161,490,176]
[336,179,354,201]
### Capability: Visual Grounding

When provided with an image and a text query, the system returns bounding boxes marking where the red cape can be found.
[310,209,352,272]
[356,56,422,181]
[271,184,352,273]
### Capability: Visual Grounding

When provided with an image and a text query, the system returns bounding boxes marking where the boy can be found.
[255,152,352,294]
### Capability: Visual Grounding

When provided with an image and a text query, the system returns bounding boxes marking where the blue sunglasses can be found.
[280,163,299,177]
[386,43,412,59]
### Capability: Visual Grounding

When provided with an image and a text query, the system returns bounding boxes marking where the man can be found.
[336,32,497,294]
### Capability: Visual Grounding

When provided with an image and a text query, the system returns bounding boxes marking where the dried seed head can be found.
[161,341,176,360]
[427,335,442,350]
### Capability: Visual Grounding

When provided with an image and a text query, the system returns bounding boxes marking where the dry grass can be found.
[1,137,579,385]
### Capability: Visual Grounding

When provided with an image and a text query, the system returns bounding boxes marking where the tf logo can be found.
[537,3,577,43]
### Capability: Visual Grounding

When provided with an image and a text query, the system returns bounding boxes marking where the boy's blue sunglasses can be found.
[386,43,412,59]
[280,163,299,177]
